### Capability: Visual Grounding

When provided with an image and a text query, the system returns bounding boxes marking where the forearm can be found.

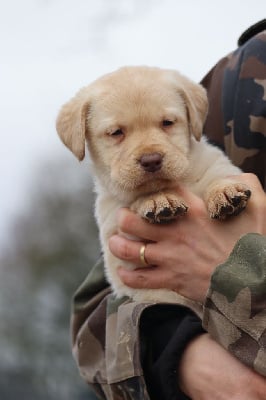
[179,333,266,400]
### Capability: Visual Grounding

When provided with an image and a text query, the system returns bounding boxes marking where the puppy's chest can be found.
[95,193,127,238]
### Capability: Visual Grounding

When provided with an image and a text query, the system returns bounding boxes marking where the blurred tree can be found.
[0,157,100,399]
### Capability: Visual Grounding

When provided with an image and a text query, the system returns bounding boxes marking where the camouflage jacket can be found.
[71,22,266,400]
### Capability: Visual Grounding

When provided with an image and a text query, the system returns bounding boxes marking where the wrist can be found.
[178,334,209,398]
[249,373,266,399]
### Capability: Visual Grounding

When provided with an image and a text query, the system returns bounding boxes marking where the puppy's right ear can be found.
[56,89,89,161]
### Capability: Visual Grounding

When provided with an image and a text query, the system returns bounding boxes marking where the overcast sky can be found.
[0,0,265,251]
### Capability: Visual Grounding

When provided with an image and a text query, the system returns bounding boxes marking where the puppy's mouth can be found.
[138,172,173,186]
[112,168,174,195]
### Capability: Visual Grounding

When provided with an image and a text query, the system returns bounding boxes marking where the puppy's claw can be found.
[145,211,156,223]
[145,207,177,224]
[174,204,188,216]
[211,204,234,220]
[158,207,172,217]
[208,182,251,220]
[244,189,251,199]
[231,195,242,207]
[133,193,187,224]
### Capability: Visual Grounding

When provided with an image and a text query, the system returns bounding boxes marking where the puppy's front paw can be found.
[207,182,251,220]
[132,193,188,224]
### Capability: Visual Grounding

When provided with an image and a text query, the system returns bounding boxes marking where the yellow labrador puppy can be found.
[56,66,250,312]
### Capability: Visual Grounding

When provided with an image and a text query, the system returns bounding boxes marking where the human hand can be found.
[178,333,266,400]
[109,174,266,303]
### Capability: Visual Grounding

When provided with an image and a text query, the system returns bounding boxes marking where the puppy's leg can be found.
[131,191,188,223]
[205,179,251,220]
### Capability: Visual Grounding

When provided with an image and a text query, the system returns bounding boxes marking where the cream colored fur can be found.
[56,66,250,315]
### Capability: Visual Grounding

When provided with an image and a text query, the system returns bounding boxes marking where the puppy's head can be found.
[56,66,208,200]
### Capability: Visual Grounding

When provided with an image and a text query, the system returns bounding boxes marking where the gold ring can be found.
[139,244,148,266]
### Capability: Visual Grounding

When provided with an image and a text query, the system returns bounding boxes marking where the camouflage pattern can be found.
[201,27,266,189]
[201,24,266,376]
[203,233,266,376]
[71,23,266,399]
[72,258,153,399]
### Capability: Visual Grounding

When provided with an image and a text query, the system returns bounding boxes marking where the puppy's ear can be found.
[181,80,208,141]
[56,89,89,161]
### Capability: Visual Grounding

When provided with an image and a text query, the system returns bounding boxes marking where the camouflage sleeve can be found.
[202,233,266,376]
[71,259,202,400]
[201,22,266,188]
[71,258,154,400]
[201,21,266,376]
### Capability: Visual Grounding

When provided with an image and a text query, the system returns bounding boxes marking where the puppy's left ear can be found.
[56,88,90,161]
[181,80,208,141]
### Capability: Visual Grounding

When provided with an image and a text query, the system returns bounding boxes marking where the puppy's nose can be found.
[139,153,163,172]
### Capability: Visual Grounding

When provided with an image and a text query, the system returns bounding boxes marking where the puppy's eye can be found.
[110,128,124,136]
[162,120,174,127]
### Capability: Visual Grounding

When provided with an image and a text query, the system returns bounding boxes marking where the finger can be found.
[176,186,208,218]
[229,173,266,214]
[239,175,266,226]
[229,173,262,190]
[117,188,207,240]
[118,265,170,289]
[117,208,165,242]
[109,235,157,266]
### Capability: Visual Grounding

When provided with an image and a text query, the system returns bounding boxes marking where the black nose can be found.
[139,153,163,172]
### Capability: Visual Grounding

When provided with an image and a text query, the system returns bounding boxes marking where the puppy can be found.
[56,66,251,314]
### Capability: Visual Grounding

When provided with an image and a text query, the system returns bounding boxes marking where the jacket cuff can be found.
[140,305,204,400]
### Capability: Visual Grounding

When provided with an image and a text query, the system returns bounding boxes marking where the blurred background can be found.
[0,0,264,398]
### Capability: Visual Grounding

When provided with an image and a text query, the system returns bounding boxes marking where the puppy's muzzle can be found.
[139,152,163,173]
